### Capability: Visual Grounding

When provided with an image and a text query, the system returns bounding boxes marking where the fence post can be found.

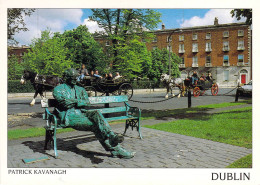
[104,92,109,118]
[188,89,191,108]
[235,89,239,102]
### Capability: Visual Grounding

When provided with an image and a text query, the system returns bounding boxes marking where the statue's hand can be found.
[61,99,77,109]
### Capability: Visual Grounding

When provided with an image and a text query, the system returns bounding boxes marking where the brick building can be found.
[145,18,252,87]
[8,45,30,62]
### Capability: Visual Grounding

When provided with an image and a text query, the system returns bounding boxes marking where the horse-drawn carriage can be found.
[183,77,219,97]
[78,76,134,100]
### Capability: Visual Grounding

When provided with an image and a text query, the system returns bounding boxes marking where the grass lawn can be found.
[144,106,252,149]
[8,127,75,140]
[226,154,252,168]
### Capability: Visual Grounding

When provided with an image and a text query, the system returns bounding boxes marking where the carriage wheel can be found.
[193,87,200,97]
[85,86,97,97]
[211,83,219,96]
[118,83,133,100]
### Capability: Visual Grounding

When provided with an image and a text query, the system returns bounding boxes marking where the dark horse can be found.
[20,70,63,106]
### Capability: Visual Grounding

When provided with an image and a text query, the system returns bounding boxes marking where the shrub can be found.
[8,80,34,93]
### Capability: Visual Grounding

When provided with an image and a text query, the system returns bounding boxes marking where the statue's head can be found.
[63,68,78,86]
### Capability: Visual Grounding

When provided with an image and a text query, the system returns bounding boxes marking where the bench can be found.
[41,95,142,158]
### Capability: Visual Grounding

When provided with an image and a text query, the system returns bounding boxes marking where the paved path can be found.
[8,105,252,168]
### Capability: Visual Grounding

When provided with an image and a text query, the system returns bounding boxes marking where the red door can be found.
[241,74,246,84]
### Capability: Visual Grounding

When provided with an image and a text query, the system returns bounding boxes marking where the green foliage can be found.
[90,9,162,73]
[54,25,108,73]
[143,48,181,81]
[8,8,35,44]
[8,55,24,80]
[8,80,34,93]
[22,29,74,76]
[231,9,252,25]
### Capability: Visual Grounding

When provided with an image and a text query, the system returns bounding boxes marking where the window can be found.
[152,46,158,50]
[179,58,185,68]
[206,56,211,63]
[238,55,244,63]
[179,44,185,53]
[192,43,198,52]
[206,33,211,39]
[180,57,185,64]
[179,35,184,41]
[237,40,245,50]
[167,45,172,52]
[152,37,158,42]
[206,42,212,52]
[238,30,244,36]
[223,31,229,37]
[192,33,197,40]
[167,36,172,42]
[192,56,198,67]
[223,55,229,65]
[105,41,110,46]
[224,70,229,81]
[223,41,230,51]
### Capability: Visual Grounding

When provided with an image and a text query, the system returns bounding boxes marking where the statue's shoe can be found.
[111,147,135,159]
[109,134,124,147]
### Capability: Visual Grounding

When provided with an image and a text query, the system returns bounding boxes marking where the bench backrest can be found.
[41,95,129,109]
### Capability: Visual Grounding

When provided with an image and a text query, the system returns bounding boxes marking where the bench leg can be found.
[44,129,53,150]
[123,120,130,136]
[137,119,143,139]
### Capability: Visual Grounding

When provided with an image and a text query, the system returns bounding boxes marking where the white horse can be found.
[160,73,184,99]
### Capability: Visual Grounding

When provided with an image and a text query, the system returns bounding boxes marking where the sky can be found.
[13,8,246,46]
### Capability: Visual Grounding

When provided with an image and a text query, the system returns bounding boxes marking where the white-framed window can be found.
[179,44,185,53]
[192,43,198,52]
[105,41,110,46]
[192,56,198,67]
[223,41,230,51]
[152,37,158,42]
[238,54,244,63]
[238,30,244,36]
[223,31,229,37]
[192,33,198,40]
[224,70,229,81]
[223,55,229,65]
[206,33,211,39]
[167,36,172,42]
[205,42,212,52]
[206,56,211,64]
[167,45,172,52]
[180,57,185,64]
[152,46,158,50]
[179,35,184,41]
[237,40,245,50]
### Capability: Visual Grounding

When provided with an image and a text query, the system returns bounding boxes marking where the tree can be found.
[90,9,161,71]
[8,8,35,45]
[144,48,181,81]
[54,25,108,73]
[22,29,74,76]
[231,9,252,25]
[8,55,24,80]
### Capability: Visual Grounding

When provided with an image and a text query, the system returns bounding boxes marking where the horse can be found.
[160,73,184,99]
[20,70,63,106]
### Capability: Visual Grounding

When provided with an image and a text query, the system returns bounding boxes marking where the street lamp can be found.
[168,32,174,77]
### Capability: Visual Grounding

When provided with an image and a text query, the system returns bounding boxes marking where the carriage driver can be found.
[53,68,135,159]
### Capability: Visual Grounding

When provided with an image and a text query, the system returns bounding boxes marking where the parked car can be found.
[237,80,252,96]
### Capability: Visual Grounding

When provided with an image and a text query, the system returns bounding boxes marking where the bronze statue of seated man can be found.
[53,68,135,159]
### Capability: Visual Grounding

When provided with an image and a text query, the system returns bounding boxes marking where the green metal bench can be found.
[41,95,142,157]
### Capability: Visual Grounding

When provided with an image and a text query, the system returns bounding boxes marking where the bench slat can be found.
[90,106,127,114]
[89,95,128,104]
[106,115,138,122]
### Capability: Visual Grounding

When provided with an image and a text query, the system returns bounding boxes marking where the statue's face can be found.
[66,76,77,86]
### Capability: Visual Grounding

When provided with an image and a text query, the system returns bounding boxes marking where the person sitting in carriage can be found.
[200,73,206,81]
[77,64,89,81]
[191,71,199,85]
[105,73,113,80]
[93,70,102,78]
[206,73,213,82]
[114,72,122,80]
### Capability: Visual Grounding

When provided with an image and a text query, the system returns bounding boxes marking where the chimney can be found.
[214,17,219,26]
[162,23,165,30]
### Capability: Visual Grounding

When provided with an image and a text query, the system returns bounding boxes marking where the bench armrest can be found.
[125,102,141,118]
[43,108,58,128]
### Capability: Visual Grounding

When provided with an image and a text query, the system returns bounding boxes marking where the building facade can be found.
[145,18,252,87]
[8,45,30,62]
